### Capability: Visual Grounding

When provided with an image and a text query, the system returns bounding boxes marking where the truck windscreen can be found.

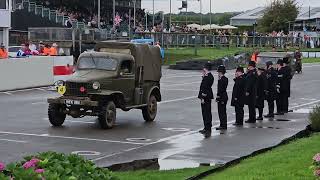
[78,57,118,71]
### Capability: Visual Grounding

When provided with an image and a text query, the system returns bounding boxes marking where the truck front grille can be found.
[65,82,92,97]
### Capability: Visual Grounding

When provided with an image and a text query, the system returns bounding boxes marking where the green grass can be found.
[164,47,250,65]
[205,133,320,180]
[114,166,211,180]
[303,58,320,64]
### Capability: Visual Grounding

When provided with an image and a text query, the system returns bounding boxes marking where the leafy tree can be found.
[258,0,299,33]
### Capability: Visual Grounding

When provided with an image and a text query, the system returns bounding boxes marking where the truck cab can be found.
[47,42,162,129]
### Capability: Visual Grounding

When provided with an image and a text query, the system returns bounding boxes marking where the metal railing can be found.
[133,32,320,49]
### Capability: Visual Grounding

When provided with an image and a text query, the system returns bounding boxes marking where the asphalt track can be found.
[0,64,319,170]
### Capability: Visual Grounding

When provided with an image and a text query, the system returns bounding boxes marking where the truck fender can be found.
[147,86,161,102]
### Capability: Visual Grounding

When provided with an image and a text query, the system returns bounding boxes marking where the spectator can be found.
[17,44,31,57]
[42,44,51,56]
[29,41,37,51]
[65,17,73,28]
[49,43,58,56]
[0,44,8,59]
[38,41,45,54]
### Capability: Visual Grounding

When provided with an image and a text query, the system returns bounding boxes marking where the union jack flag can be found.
[114,14,122,26]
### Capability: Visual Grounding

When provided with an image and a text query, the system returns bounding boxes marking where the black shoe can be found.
[233,123,243,126]
[275,112,284,115]
[256,117,263,121]
[245,120,256,123]
[264,114,274,118]
[204,131,211,138]
[216,127,227,130]
[199,129,206,134]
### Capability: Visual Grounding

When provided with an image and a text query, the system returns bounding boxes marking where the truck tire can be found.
[142,95,158,122]
[48,104,66,127]
[98,101,116,129]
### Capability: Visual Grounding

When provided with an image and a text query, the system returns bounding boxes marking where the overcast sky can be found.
[141,0,320,13]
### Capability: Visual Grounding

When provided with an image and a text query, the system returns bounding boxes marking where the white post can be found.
[200,0,202,29]
[185,0,188,26]
[145,12,148,30]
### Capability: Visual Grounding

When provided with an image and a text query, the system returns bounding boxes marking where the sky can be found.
[141,0,320,14]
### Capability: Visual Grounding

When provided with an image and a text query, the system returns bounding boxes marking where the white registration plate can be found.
[65,100,81,105]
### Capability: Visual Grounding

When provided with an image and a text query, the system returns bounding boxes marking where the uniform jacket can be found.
[277,66,292,97]
[231,75,245,107]
[265,67,277,101]
[244,69,258,105]
[198,72,214,101]
[256,72,268,108]
[216,76,228,103]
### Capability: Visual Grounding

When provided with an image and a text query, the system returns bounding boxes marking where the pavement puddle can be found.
[106,158,215,171]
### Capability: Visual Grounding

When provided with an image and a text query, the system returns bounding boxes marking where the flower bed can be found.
[313,153,320,179]
[0,152,117,180]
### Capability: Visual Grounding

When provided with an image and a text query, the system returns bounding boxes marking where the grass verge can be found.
[114,166,211,180]
[204,132,320,180]
[303,58,320,64]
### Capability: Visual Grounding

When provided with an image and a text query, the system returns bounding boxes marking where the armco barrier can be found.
[0,56,74,91]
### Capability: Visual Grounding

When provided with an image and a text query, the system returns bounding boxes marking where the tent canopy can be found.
[221,25,238,30]
[202,24,222,30]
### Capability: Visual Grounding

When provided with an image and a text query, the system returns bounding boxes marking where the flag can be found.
[182,1,187,8]
[114,14,122,26]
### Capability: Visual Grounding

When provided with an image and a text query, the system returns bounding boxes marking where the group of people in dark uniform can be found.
[198,58,292,138]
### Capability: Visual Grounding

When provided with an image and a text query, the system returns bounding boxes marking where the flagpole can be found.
[113,0,116,26]
[133,0,136,29]
[200,0,202,30]
[98,0,101,29]
[170,0,172,30]
[210,0,212,33]
[153,0,155,27]
[185,0,188,26]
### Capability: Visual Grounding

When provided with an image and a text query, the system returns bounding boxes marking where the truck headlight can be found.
[92,82,100,90]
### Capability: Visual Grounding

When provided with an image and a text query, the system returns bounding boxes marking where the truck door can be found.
[118,60,135,103]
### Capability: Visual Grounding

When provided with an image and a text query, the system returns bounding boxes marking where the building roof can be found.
[231,6,320,26]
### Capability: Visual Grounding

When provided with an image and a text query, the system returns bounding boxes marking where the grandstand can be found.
[12,0,143,31]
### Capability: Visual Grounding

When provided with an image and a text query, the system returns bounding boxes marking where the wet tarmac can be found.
[0,64,319,170]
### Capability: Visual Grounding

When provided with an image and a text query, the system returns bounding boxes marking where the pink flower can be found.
[314,169,320,177]
[23,158,40,169]
[35,169,45,173]
[313,153,320,162]
[0,162,5,171]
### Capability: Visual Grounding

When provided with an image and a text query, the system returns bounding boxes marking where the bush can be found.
[309,106,320,131]
[0,152,117,180]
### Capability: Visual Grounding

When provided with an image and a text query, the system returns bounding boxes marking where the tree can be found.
[258,0,299,33]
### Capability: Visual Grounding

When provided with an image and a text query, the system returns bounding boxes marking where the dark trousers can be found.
[235,106,244,125]
[258,108,263,117]
[267,100,275,115]
[218,102,227,128]
[276,95,289,113]
[201,100,212,131]
[248,104,256,122]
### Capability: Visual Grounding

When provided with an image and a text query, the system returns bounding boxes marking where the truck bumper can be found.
[47,97,99,107]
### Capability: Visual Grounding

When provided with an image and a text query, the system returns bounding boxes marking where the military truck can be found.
[47,42,162,129]
[256,52,296,77]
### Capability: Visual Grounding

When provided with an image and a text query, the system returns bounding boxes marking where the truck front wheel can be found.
[48,104,66,127]
[98,101,116,129]
[142,95,158,122]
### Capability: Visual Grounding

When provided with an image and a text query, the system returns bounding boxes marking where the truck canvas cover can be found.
[95,42,162,81]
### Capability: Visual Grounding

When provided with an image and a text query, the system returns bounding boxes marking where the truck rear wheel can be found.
[142,95,158,122]
[48,104,66,127]
[98,101,116,129]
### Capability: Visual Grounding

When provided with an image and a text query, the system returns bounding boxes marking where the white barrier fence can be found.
[0,56,74,91]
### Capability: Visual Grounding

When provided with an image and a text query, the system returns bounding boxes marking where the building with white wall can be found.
[0,0,11,49]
